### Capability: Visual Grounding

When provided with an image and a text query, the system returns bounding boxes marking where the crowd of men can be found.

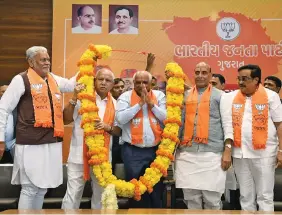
[0,46,282,211]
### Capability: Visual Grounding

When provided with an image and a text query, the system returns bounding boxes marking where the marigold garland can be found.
[77,44,184,200]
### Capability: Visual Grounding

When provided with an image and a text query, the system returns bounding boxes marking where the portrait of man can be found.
[109,5,139,34]
[72,4,102,34]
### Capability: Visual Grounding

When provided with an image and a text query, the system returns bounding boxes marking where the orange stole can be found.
[27,68,64,137]
[182,85,212,145]
[232,84,268,149]
[83,93,115,180]
[130,90,162,145]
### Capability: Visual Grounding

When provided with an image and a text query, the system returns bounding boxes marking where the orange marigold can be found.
[130,179,141,201]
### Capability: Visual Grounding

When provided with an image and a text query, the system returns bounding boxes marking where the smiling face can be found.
[194,63,212,88]
[28,51,51,77]
[210,76,225,90]
[237,69,259,96]
[115,9,133,31]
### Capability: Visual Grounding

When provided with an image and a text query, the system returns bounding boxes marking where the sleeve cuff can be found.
[0,132,5,142]
[224,134,234,142]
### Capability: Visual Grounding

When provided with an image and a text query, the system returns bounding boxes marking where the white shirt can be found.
[68,93,116,164]
[116,90,166,148]
[221,88,282,158]
[72,25,102,34]
[4,113,15,151]
[109,26,138,34]
[0,72,76,188]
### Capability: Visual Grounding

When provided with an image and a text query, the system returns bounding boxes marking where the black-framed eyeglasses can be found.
[237,76,253,82]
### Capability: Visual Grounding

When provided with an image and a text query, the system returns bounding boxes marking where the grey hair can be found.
[96,67,115,81]
[26,46,48,60]
[133,71,152,82]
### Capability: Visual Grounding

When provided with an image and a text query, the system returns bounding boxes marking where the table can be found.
[1,209,282,214]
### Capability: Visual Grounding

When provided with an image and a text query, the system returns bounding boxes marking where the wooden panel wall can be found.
[0,0,72,163]
[0,0,52,85]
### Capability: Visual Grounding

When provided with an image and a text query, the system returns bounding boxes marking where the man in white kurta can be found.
[62,67,119,209]
[221,64,282,211]
[175,62,231,210]
[0,46,75,209]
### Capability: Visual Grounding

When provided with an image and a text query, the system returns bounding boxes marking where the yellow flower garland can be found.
[77,44,184,200]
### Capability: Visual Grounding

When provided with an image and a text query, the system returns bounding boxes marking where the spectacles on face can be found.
[237,76,253,82]
[210,81,217,86]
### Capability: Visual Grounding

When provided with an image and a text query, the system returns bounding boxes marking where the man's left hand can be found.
[94,119,111,132]
[0,142,5,161]
[142,85,154,109]
[277,151,282,168]
[221,148,232,171]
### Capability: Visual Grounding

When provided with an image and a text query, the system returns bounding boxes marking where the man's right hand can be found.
[73,83,85,100]
[139,84,147,107]
[0,142,5,160]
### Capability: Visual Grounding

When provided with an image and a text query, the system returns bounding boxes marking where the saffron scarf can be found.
[182,84,212,145]
[27,68,64,137]
[232,84,268,149]
[83,93,115,180]
[130,90,162,145]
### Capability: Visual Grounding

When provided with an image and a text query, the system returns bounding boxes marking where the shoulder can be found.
[118,90,132,101]
[221,90,239,103]
[211,87,224,100]
[94,25,102,30]
[90,25,102,33]
[109,29,118,34]
[265,87,281,105]
[72,26,81,33]
[11,74,25,85]
[129,26,138,34]
[153,90,165,97]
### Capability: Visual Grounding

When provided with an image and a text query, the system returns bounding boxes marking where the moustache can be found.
[118,22,125,25]
[239,84,246,88]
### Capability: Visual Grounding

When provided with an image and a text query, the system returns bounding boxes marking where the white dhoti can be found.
[12,142,63,209]
[233,156,276,212]
[175,151,226,209]
[61,163,103,209]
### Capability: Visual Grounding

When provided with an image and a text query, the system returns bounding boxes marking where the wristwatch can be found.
[69,99,77,106]
[225,143,232,149]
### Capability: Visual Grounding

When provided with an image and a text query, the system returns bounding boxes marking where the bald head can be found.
[133,71,152,82]
[194,62,212,88]
[133,71,152,96]
[94,68,115,99]
[195,62,211,72]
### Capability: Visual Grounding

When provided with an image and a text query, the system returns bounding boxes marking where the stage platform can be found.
[1,209,282,214]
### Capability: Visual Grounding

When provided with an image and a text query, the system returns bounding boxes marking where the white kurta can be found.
[109,26,138,34]
[220,88,282,211]
[220,89,282,159]
[72,25,102,34]
[0,73,76,188]
[175,151,226,193]
[68,93,116,164]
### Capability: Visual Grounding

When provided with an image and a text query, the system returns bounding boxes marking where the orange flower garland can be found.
[77,44,185,200]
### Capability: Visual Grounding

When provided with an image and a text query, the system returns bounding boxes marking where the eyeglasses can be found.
[237,76,253,82]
